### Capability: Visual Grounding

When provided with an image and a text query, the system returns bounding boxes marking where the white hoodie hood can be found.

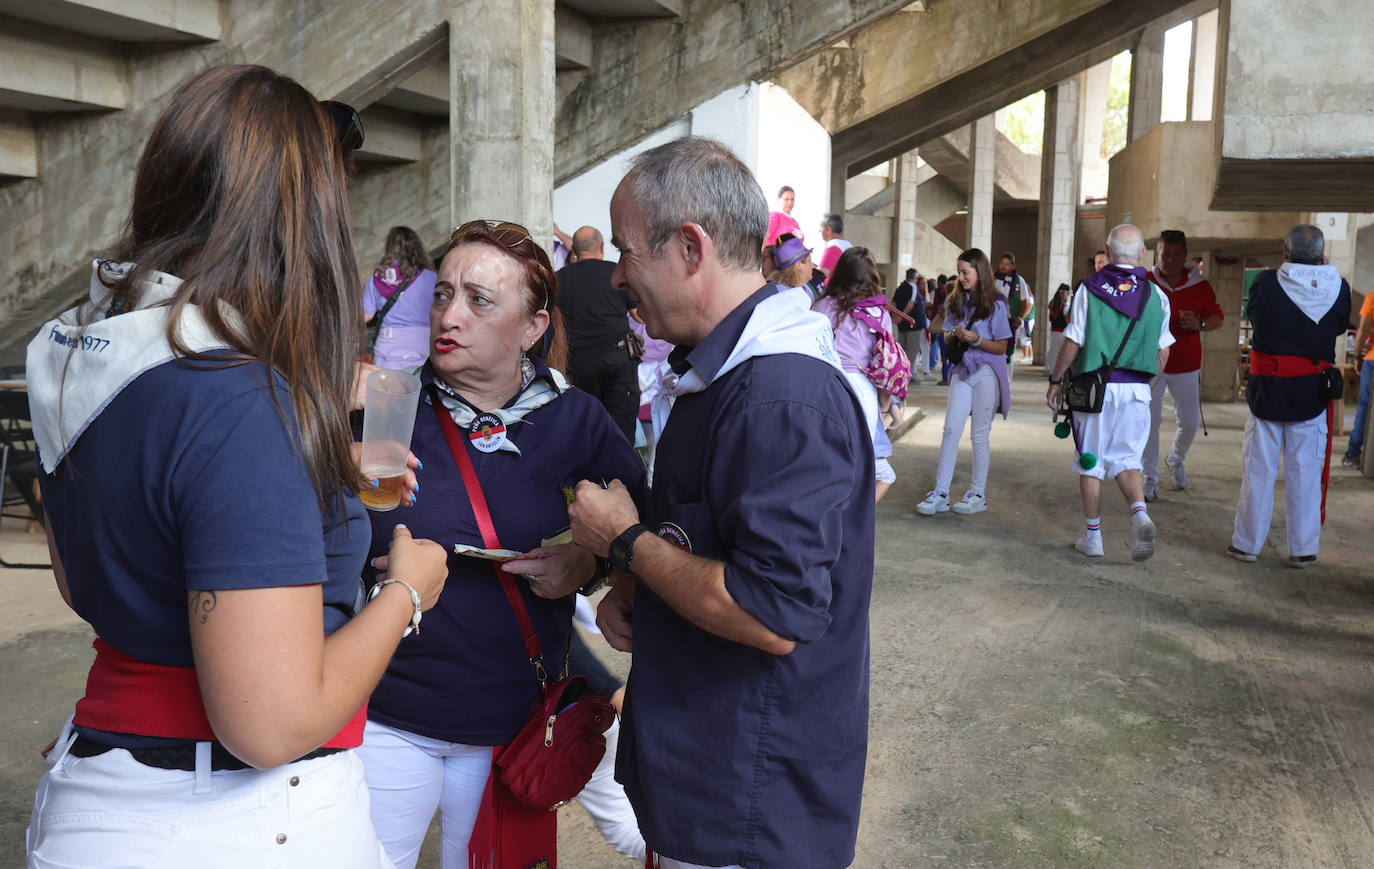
[26,260,233,473]
[1151,263,1206,293]
[650,286,846,446]
[1276,262,1343,324]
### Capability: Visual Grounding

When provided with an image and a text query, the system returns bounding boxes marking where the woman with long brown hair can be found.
[24,64,448,867]
[812,246,900,500]
[917,248,1014,517]
[365,226,439,369]
[355,220,645,869]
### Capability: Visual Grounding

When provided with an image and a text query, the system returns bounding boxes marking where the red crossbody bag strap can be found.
[430,387,548,681]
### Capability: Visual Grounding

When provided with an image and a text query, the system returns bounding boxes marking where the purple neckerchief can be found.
[1081,264,1151,316]
[373,262,407,299]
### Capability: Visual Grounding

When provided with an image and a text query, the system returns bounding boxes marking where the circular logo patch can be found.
[657,522,692,553]
[469,412,507,453]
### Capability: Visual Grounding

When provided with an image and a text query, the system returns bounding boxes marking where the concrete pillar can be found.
[449,0,556,246]
[1128,22,1165,142]
[966,115,995,253]
[1079,58,1112,201]
[1035,80,1082,365]
[1190,9,1218,122]
[890,150,919,276]
[829,159,847,217]
[1201,251,1243,403]
[1187,9,1220,122]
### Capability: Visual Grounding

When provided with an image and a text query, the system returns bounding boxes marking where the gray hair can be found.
[626,136,768,272]
[823,212,844,235]
[1106,223,1145,263]
[1285,224,1326,264]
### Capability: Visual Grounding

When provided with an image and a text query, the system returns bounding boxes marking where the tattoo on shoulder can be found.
[189,590,218,625]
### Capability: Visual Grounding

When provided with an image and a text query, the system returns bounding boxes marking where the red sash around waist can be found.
[1249,350,1331,378]
[73,638,366,749]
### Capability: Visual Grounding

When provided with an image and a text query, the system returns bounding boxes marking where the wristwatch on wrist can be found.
[578,555,614,596]
[369,578,424,638]
[608,523,651,574]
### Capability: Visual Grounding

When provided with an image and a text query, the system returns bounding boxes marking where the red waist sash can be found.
[73,638,366,749]
[1249,350,1331,377]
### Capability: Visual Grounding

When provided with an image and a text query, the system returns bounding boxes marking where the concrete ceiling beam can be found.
[554,0,914,184]
[0,0,220,43]
[0,16,128,112]
[779,0,1212,178]
[0,109,37,178]
[376,59,449,117]
[354,106,425,165]
[558,0,682,22]
[556,4,593,71]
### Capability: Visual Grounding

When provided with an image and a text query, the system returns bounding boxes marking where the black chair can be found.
[0,390,51,569]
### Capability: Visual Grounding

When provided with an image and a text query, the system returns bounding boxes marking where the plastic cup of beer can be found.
[359,368,422,512]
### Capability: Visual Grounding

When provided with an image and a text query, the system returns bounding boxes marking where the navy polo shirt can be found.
[1245,270,1351,422]
[41,358,370,745]
[363,360,646,744]
[618,287,875,868]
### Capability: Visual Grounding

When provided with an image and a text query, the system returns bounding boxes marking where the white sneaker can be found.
[1131,513,1156,562]
[1075,535,1104,557]
[1166,454,1188,490]
[916,491,950,515]
[1143,480,1158,502]
[952,491,987,514]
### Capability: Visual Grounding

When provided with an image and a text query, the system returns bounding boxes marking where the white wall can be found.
[552,81,832,259]
[553,118,690,250]
[756,82,831,245]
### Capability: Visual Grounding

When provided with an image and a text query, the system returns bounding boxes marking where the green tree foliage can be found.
[1102,51,1132,159]
[999,90,1045,155]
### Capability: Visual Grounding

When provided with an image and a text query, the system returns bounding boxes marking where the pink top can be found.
[766,211,803,245]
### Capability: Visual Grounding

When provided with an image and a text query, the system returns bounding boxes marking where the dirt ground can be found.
[2,370,1371,868]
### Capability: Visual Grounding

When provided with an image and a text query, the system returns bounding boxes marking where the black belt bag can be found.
[1318,366,1344,402]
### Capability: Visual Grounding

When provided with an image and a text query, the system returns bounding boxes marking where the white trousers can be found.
[915,330,931,378]
[1070,383,1152,479]
[574,715,645,860]
[357,720,493,869]
[1232,412,1326,557]
[28,722,391,869]
[1144,370,1202,485]
[935,364,998,496]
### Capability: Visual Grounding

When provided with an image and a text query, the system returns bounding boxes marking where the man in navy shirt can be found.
[1229,224,1351,567]
[569,136,875,869]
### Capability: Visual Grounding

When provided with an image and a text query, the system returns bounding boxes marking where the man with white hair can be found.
[1229,224,1351,568]
[568,136,874,869]
[1048,224,1174,561]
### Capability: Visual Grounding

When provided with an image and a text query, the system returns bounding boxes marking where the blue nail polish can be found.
[414,482,420,494]
[416,459,424,470]
[368,477,378,487]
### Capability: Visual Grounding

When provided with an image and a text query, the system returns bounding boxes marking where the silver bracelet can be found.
[368,578,424,638]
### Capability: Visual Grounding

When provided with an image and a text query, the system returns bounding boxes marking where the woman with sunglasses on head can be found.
[355,220,648,869]
[916,249,1014,517]
[24,65,449,868]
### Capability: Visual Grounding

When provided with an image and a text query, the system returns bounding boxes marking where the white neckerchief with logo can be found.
[651,286,847,448]
[1275,262,1343,324]
[425,358,570,457]
[26,260,235,473]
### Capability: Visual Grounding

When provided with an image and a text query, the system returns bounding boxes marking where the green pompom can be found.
[1078,452,1098,470]
[1054,421,1071,439]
